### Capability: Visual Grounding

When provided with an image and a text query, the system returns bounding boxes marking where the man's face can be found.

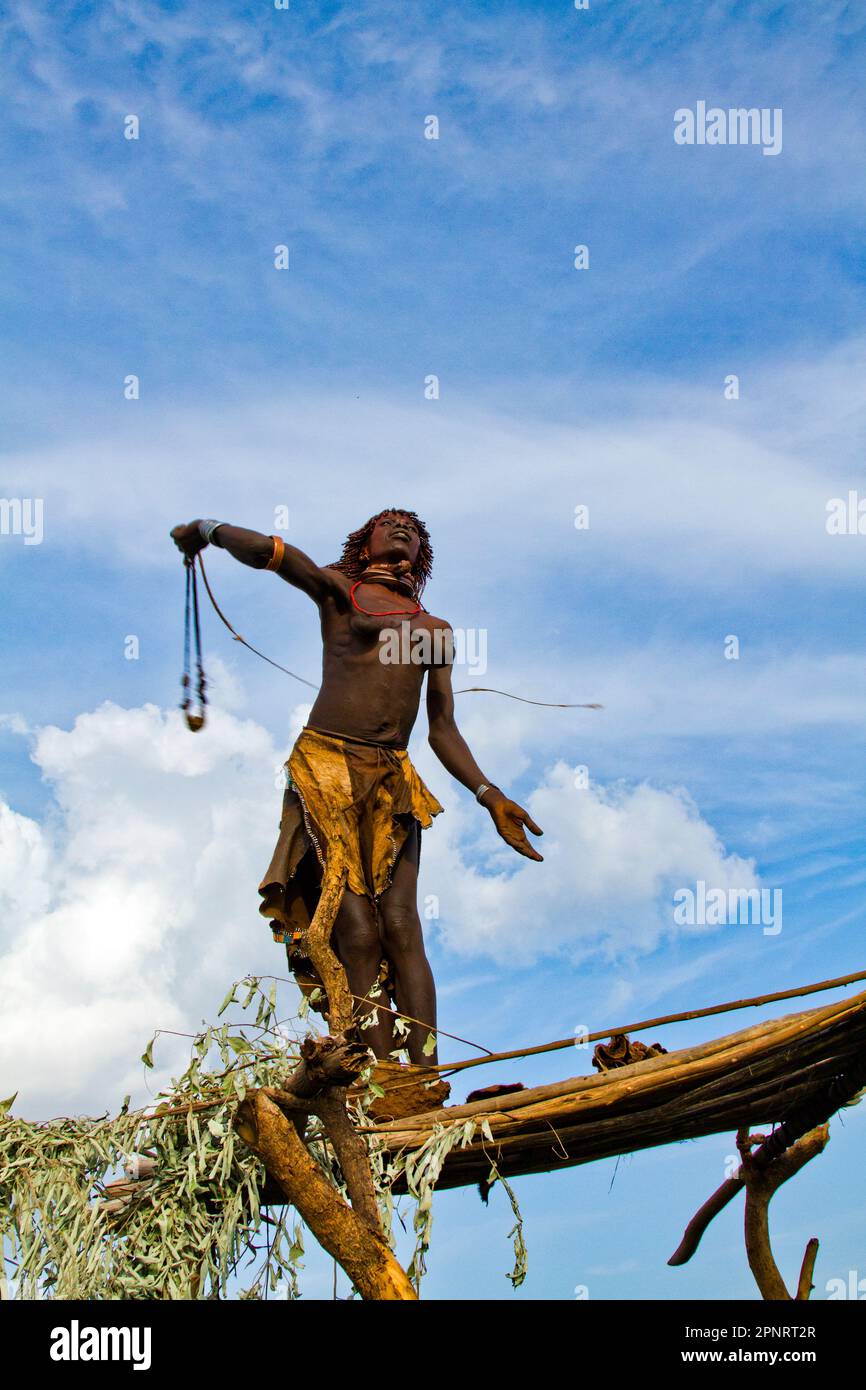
[366,513,421,567]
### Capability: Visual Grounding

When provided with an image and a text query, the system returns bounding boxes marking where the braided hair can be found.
[327,509,433,598]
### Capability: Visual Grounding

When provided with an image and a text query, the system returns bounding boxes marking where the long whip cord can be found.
[180,552,601,730]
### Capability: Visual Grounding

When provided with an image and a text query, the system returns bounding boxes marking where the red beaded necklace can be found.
[350,580,422,617]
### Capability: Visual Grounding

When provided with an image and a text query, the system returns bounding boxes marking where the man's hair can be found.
[328,509,434,596]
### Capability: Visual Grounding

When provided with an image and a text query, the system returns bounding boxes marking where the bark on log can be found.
[317,1092,383,1234]
[234,1088,416,1300]
[282,1032,371,1097]
[377,993,866,1135]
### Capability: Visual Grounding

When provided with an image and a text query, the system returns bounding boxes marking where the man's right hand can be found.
[170,521,206,560]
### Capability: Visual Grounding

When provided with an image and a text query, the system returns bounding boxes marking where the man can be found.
[171,509,543,1064]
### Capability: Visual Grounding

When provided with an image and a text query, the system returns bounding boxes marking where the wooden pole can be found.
[431,966,866,1077]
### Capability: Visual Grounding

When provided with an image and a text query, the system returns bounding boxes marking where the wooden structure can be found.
[97,974,866,1299]
[369,987,866,1192]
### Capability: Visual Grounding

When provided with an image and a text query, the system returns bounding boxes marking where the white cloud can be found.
[0,697,290,1114]
[0,802,50,921]
[0,690,755,1114]
[420,760,758,968]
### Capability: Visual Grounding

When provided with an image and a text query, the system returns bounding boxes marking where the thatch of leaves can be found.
[0,977,525,1299]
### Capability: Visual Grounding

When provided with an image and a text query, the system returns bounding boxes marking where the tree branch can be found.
[669,1056,866,1266]
[740,1124,828,1301]
[234,1088,415,1300]
[796,1238,820,1301]
[317,1091,383,1234]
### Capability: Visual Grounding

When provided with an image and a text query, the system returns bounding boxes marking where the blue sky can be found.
[2,0,866,1301]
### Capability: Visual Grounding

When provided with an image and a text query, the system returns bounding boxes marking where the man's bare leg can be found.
[379,825,438,1065]
[331,888,395,1058]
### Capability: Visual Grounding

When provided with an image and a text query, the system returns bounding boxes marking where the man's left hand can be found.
[485,793,544,862]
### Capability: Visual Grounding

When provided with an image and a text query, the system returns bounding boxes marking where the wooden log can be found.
[234,1089,416,1300]
[375,995,866,1144]
[368,993,866,1192]
[316,1092,383,1235]
[102,987,866,1212]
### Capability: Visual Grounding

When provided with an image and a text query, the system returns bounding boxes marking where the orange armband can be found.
[265,535,285,572]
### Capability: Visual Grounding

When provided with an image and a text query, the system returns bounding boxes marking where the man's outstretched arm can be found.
[426,657,543,862]
[169,520,342,604]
